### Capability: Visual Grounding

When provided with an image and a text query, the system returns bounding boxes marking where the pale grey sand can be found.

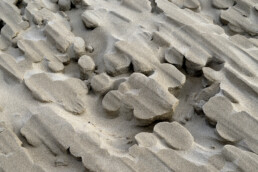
[0,0,258,171]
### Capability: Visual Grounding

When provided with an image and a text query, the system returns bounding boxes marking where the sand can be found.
[0,0,258,171]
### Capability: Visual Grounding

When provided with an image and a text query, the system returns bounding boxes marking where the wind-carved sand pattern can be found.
[0,0,257,171]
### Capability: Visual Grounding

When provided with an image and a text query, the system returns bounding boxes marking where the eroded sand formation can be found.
[0,0,258,171]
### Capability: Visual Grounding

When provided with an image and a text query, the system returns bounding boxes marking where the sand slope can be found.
[0,0,258,171]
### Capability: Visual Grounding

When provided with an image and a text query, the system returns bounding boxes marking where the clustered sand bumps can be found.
[0,0,258,171]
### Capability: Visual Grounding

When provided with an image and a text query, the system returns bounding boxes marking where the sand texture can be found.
[0,0,258,171]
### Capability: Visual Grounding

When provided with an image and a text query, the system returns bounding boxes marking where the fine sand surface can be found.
[0,0,258,171]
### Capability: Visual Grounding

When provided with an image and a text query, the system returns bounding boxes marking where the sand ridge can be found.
[0,0,258,171]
